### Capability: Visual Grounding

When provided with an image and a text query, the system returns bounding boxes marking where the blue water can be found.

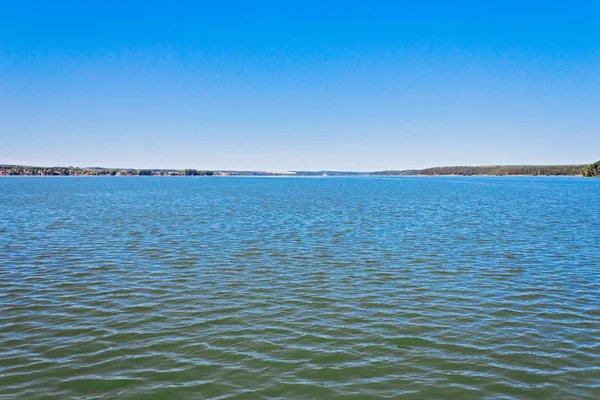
[1,176,599,399]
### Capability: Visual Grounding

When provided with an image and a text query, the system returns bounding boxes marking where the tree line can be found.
[0,165,213,176]
[2,163,598,177]
[583,161,600,177]
[373,164,592,176]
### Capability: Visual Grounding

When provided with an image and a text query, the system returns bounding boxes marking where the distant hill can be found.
[372,165,587,176]
[0,165,212,176]
[2,163,598,177]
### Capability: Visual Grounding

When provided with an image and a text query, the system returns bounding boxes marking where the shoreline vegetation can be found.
[1,162,598,177]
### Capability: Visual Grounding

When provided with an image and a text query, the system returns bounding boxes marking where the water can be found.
[1,176,599,399]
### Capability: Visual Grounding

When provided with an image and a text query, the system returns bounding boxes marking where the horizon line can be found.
[1,162,593,174]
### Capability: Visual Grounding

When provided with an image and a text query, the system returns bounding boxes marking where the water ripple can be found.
[1,176,599,399]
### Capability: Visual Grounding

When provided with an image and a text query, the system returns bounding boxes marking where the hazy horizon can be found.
[1,1,599,170]
[0,162,594,173]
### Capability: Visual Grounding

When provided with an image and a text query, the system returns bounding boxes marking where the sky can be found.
[1,1,599,171]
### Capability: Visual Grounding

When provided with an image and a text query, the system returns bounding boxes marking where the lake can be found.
[1,176,599,399]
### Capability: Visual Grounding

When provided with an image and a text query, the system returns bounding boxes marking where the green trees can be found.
[373,165,587,176]
[4,163,596,176]
[583,161,600,177]
[0,165,215,176]
[185,169,213,176]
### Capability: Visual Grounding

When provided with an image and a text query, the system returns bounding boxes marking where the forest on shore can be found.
[0,165,212,176]
[374,164,590,176]
[1,161,599,177]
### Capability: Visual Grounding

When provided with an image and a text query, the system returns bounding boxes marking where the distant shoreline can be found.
[2,163,598,177]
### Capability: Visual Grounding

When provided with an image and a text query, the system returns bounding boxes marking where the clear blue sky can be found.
[1,1,598,171]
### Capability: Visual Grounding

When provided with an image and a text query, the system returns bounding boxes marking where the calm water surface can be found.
[1,176,599,399]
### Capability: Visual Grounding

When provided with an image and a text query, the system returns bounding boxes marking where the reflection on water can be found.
[1,176,599,399]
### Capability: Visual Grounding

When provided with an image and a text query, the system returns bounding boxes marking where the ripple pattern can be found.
[1,176,599,399]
